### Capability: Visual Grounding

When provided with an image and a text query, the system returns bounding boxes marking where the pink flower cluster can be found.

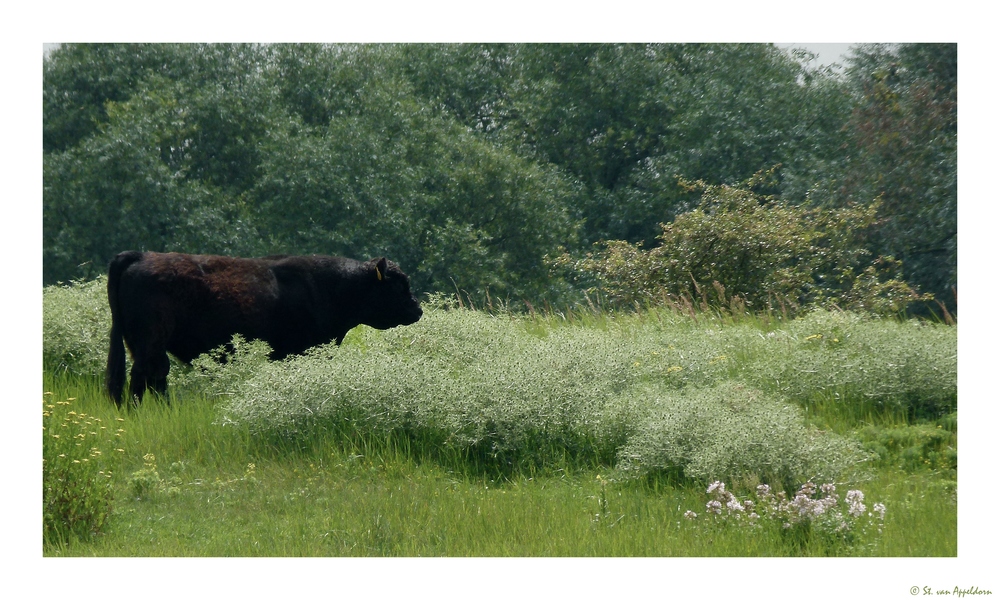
[705,481,761,521]
[694,480,886,535]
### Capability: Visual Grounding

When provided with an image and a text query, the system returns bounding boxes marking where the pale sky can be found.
[777,42,855,70]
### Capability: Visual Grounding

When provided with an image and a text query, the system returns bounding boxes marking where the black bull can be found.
[105,251,422,406]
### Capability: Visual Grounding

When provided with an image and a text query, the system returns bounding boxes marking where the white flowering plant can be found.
[43,276,112,374]
[686,480,886,552]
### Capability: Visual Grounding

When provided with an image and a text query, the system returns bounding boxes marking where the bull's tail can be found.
[106,251,143,406]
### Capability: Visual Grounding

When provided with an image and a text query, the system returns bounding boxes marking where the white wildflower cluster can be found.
[692,480,887,543]
[778,481,841,526]
[705,480,760,521]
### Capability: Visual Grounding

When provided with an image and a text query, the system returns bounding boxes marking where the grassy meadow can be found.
[42,278,957,557]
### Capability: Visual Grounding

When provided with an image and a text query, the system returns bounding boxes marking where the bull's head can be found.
[365,257,422,329]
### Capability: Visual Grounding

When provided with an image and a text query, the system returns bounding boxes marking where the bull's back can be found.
[119,253,281,362]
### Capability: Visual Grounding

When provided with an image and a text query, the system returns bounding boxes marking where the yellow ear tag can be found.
[376,265,382,281]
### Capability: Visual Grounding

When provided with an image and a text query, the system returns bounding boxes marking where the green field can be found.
[43,279,957,557]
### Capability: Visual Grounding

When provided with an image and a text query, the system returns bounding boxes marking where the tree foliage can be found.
[556,171,931,315]
[43,44,580,301]
[768,43,955,316]
[43,43,956,314]
[831,44,957,312]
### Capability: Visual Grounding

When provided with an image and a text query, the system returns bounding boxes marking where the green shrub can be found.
[212,309,870,482]
[857,421,957,473]
[615,383,869,485]
[556,171,931,315]
[43,393,125,544]
[213,310,643,467]
[735,311,958,419]
[171,334,273,400]
[41,276,955,483]
[127,454,163,500]
[43,276,111,375]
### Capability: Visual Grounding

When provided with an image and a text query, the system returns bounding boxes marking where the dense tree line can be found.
[43,43,956,314]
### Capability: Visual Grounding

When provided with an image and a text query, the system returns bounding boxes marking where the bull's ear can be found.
[375,257,387,281]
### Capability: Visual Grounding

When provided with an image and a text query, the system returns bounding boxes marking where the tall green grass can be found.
[43,278,956,484]
[43,370,956,557]
[41,280,957,556]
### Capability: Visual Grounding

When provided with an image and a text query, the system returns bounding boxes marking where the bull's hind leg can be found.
[128,350,170,405]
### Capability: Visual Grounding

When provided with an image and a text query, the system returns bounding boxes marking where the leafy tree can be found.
[617,44,856,244]
[44,44,279,282]
[415,43,852,247]
[43,44,188,153]
[507,44,675,190]
[556,171,929,315]
[42,43,957,313]
[251,66,580,299]
[836,43,957,313]
[43,81,258,282]
[44,43,581,302]
[394,43,516,134]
